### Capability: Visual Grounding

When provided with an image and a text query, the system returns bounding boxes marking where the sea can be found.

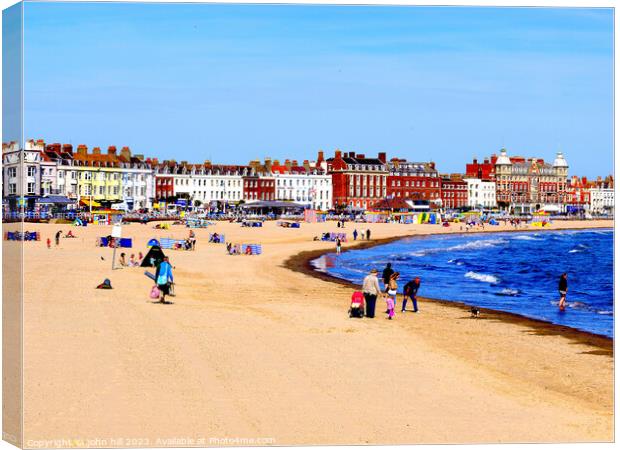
[312,229,614,338]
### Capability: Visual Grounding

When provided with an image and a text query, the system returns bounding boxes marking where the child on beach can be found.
[386,272,399,318]
[46,238,51,249]
[385,294,395,320]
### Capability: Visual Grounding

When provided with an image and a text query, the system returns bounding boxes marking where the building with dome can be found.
[495,148,569,213]
[466,148,570,214]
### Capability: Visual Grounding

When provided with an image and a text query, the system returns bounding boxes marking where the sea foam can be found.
[465,271,499,284]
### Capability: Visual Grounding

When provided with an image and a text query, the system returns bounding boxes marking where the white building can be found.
[464,178,497,209]
[590,187,614,214]
[271,161,332,211]
[2,139,46,210]
[156,162,249,208]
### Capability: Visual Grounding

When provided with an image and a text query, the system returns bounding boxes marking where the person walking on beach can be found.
[336,237,342,255]
[155,256,174,304]
[353,229,358,241]
[55,230,62,246]
[402,277,421,312]
[382,263,394,292]
[558,273,568,311]
[362,269,381,318]
[366,228,371,240]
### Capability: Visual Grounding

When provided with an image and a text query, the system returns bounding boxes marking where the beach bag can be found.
[150,285,161,299]
[96,279,113,289]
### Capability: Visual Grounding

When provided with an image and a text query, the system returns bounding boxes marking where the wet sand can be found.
[6,219,614,446]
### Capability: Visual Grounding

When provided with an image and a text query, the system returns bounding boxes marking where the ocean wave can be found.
[447,258,464,266]
[512,235,540,241]
[597,310,613,315]
[410,238,508,257]
[465,271,499,284]
[497,288,520,296]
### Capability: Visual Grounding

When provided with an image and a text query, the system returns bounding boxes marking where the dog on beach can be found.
[470,307,480,318]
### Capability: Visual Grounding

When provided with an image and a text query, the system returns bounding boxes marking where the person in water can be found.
[558,273,568,311]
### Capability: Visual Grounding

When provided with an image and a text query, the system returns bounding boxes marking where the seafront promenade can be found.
[7,219,613,445]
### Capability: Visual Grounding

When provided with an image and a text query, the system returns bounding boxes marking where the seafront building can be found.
[464,178,497,209]
[2,138,612,216]
[493,149,569,214]
[269,159,333,211]
[153,161,249,209]
[589,176,614,215]
[386,159,442,205]
[440,174,468,210]
[325,150,389,211]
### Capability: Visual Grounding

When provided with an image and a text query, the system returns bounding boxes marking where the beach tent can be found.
[147,238,160,247]
[140,245,166,267]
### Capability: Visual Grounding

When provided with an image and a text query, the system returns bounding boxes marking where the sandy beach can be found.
[7,219,614,446]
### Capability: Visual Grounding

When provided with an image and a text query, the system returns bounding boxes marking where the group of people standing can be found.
[352,228,371,241]
[361,262,420,320]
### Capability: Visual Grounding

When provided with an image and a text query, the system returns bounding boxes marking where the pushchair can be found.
[348,291,365,318]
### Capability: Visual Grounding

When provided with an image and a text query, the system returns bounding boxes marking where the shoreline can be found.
[284,225,613,352]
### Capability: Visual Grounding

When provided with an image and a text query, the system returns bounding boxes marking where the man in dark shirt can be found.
[382,263,394,291]
[402,277,421,312]
[558,273,568,311]
[55,230,62,246]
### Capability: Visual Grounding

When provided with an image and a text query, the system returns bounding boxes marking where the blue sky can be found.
[21,3,613,176]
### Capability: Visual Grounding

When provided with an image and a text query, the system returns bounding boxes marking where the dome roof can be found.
[553,151,568,168]
[495,148,512,165]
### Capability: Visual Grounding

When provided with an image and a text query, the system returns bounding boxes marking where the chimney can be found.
[77,145,88,156]
[152,158,159,165]
[348,151,355,158]
[284,159,292,170]
[473,158,478,164]
[120,146,131,159]
[303,160,310,170]
[292,160,298,166]
[273,159,280,166]
[378,152,387,163]
[62,144,73,154]
[335,150,342,159]
[356,154,365,159]
[429,161,436,169]
[317,151,325,164]
[264,157,272,171]
[204,160,212,167]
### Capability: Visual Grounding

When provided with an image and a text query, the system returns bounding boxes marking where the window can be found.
[8,167,16,178]
[27,166,36,177]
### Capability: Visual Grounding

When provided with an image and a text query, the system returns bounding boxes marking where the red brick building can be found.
[441,174,468,209]
[152,159,176,201]
[465,156,496,181]
[243,175,275,202]
[387,159,441,203]
[566,176,591,211]
[324,150,388,210]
